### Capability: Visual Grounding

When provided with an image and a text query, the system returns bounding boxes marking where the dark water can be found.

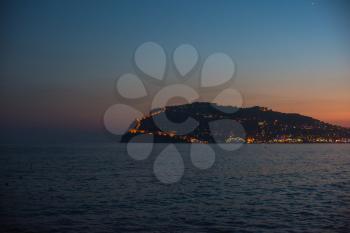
[1,144,350,233]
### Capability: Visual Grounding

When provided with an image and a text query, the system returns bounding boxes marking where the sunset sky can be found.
[1,0,349,142]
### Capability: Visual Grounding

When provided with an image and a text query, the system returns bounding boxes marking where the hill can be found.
[121,102,350,143]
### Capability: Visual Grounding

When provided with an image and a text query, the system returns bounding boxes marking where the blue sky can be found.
[1,0,350,142]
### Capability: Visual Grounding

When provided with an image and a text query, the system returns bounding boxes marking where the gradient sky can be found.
[1,0,350,142]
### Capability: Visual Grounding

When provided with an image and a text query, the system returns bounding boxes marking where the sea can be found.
[1,143,350,233]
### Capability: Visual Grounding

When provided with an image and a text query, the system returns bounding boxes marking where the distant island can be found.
[121,102,350,143]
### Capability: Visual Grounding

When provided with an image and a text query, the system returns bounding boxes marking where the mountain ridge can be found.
[121,102,350,143]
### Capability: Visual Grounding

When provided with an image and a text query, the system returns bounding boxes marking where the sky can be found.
[1,0,350,142]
